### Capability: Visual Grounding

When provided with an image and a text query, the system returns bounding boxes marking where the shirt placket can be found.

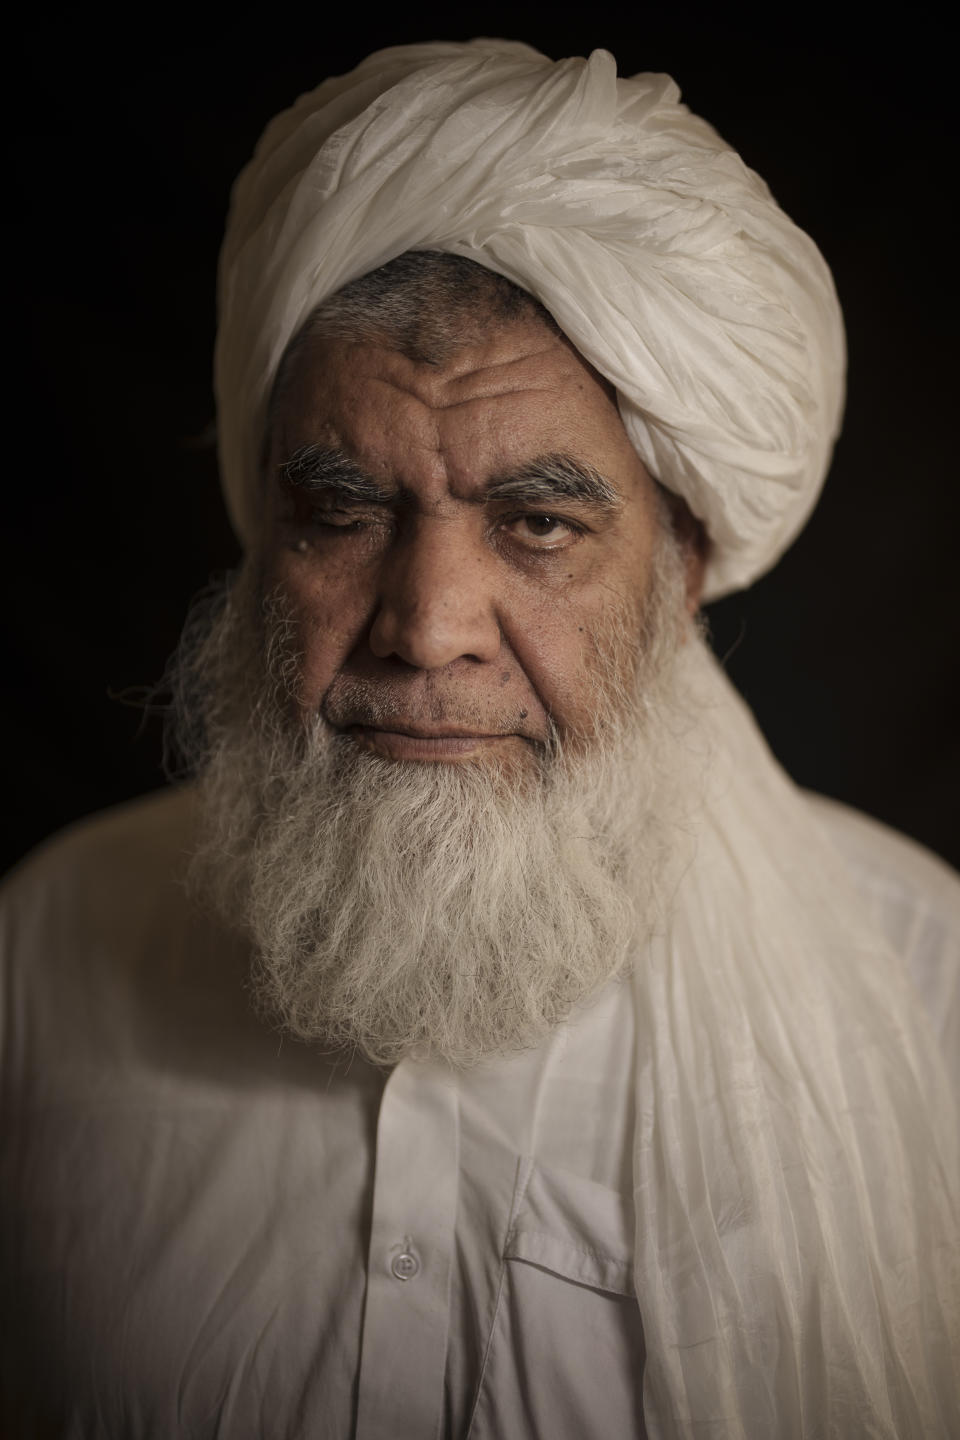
[355,1058,460,1440]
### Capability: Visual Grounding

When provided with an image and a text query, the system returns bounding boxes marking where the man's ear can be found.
[662,490,710,615]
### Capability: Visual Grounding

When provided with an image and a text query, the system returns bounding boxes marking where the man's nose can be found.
[367,518,502,670]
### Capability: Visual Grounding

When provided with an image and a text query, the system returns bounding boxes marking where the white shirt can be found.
[1,781,957,1439]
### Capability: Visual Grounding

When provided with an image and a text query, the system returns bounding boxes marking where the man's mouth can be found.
[346,724,526,762]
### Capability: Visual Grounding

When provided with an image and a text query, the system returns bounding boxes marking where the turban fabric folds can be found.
[216,39,845,597]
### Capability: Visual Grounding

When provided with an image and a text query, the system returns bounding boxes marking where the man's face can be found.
[263,316,671,760]
[182,313,701,1063]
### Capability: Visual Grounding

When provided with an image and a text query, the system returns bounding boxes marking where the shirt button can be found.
[391,1246,420,1281]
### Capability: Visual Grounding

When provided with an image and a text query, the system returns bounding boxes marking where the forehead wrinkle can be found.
[365,368,560,414]
[432,385,560,413]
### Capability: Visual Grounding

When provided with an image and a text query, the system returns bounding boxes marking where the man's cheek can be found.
[504,640,586,743]
[286,592,365,715]
[508,596,614,731]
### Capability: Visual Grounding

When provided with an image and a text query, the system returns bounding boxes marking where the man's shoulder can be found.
[0,786,258,1087]
[0,787,201,996]
[2,786,197,913]
[805,792,960,1065]
[806,792,960,919]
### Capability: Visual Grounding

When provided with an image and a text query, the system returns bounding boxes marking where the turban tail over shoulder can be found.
[216,40,845,598]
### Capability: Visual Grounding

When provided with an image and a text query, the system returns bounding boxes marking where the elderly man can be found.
[2,39,957,1440]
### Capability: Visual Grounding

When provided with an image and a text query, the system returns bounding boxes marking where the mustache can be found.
[321,674,546,743]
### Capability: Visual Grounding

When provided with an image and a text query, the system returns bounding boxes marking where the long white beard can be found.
[174,537,696,1066]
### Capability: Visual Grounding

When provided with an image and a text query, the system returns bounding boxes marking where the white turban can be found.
[215,39,845,599]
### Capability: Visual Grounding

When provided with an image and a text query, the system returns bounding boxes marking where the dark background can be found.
[5,7,958,875]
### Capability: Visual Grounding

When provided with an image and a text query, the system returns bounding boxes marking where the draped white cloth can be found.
[215,39,846,598]
[632,640,959,1437]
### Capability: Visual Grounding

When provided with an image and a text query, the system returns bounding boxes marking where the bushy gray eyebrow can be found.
[276,445,621,511]
[276,445,393,504]
[486,455,621,511]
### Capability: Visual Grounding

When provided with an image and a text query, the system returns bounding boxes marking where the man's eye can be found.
[309,507,375,531]
[506,514,578,546]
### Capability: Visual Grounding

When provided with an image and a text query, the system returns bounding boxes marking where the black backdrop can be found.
[5,7,958,875]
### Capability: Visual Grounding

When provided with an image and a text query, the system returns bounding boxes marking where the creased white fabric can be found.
[632,641,960,1438]
[215,39,846,598]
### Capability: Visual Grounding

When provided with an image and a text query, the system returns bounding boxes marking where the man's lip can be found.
[344,724,526,761]
[346,723,504,741]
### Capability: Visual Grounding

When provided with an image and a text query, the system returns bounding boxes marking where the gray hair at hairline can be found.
[262,251,560,470]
